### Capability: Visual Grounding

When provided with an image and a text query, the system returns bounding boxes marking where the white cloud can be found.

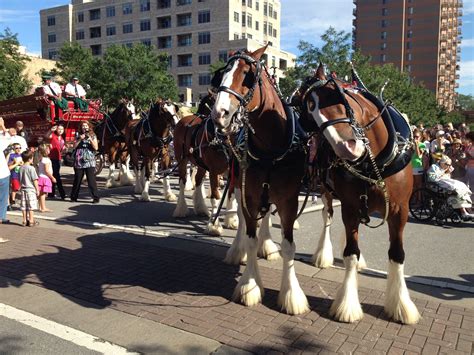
[463,1,474,15]
[0,9,36,23]
[459,60,474,88]
[461,38,474,48]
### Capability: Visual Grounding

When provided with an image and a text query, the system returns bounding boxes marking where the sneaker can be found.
[92,198,100,204]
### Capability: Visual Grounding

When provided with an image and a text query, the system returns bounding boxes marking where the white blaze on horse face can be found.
[127,102,138,120]
[212,61,239,127]
[308,91,365,162]
[164,103,179,125]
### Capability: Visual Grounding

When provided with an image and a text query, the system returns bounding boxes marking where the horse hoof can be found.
[165,193,177,202]
[233,280,263,307]
[357,254,367,271]
[140,194,151,202]
[329,296,364,323]
[224,215,239,230]
[278,289,310,315]
[207,223,223,236]
[293,220,300,230]
[258,239,280,261]
[172,210,188,218]
[311,250,334,269]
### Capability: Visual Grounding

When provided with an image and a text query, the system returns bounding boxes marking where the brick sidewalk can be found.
[0,223,472,354]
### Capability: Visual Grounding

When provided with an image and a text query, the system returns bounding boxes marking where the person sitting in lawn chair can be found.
[64,76,88,112]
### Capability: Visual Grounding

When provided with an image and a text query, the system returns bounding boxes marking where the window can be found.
[178,54,192,66]
[271,56,276,67]
[269,4,273,16]
[177,13,192,26]
[198,10,210,23]
[407,18,413,26]
[256,1,259,11]
[242,12,246,27]
[140,19,151,31]
[234,12,239,22]
[268,22,273,36]
[263,2,267,16]
[406,53,412,61]
[167,55,172,68]
[273,28,277,37]
[380,54,386,62]
[247,0,252,7]
[90,26,101,38]
[177,0,192,5]
[76,30,85,40]
[48,49,58,60]
[123,3,133,15]
[382,8,388,16]
[408,7,414,15]
[218,50,228,62]
[178,74,192,87]
[106,25,116,36]
[140,0,150,11]
[381,31,387,40]
[381,19,388,27]
[47,16,55,26]
[381,42,387,50]
[177,33,192,46]
[255,21,259,30]
[106,6,115,17]
[141,39,151,47]
[198,32,210,44]
[199,52,211,65]
[91,44,102,56]
[247,14,252,28]
[77,12,84,22]
[247,33,252,39]
[263,21,267,35]
[157,0,171,8]
[234,33,239,40]
[406,41,412,49]
[89,9,101,20]
[48,33,56,43]
[157,16,171,29]
[158,36,172,48]
[199,73,211,86]
[123,23,133,33]
[407,30,413,38]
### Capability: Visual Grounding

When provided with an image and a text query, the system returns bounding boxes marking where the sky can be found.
[0,0,473,95]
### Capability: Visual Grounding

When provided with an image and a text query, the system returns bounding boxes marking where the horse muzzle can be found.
[334,139,366,162]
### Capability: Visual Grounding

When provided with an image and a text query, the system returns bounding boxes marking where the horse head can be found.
[300,63,367,162]
[211,46,268,134]
[196,88,217,117]
[153,98,180,129]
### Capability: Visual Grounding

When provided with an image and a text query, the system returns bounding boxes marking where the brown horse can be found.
[125,99,179,201]
[299,64,419,324]
[211,46,309,314]
[94,99,137,188]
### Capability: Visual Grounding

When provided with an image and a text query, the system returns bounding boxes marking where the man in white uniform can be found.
[42,74,69,114]
[65,76,88,112]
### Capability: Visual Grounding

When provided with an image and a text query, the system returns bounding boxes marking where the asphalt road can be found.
[18,166,472,287]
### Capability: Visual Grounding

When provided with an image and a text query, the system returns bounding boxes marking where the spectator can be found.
[70,121,99,203]
[42,74,69,116]
[0,117,11,225]
[19,150,39,227]
[15,121,29,143]
[8,128,27,152]
[411,130,426,192]
[37,144,56,213]
[64,76,88,112]
[465,132,474,197]
[7,143,23,209]
[447,138,467,183]
[427,155,473,220]
[430,130,449,156]
[46,124,66,200]
[422,129,432,154]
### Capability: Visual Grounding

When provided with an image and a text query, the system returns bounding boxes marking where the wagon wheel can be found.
[409,187,436,221]
[95,153,104,175]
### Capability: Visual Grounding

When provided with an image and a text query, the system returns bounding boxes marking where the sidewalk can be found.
[0,218,473,354]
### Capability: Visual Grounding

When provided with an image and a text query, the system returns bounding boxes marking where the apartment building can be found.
[40,0,295,102]
[353,0,462,111]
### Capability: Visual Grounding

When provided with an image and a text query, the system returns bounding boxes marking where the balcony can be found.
[455,74,460,79]
[439,57,446,64]
[353,8,357,16]
[455,83,459,88]
[458,0,463,7]
[458,9,463,16]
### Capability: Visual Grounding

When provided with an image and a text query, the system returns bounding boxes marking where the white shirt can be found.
[43,81,63,97]
[10,135,28,152]
[0,136,12,179]
[65,83,86,98]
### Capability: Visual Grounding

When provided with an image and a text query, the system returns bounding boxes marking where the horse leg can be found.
[311,192,334,268]
[232,206,263,307]
[120,155,134,186]
[224,188,247,265]
[192,167,210,217]
[173,159,189,217]
[329,205,363,323]
[277,198,309,315]
[161,154,177,202]
[207,172,223,236]
[106,162,116,188]
[384,208,420,324]
[140,158,152,201]
[184,165,194,191]
[224,192,239,229]
[257,211,280,261]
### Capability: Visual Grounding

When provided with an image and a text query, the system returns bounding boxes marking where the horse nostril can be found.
[223,109,229,116]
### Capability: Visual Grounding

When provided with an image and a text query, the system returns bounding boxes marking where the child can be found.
[37,144,56,212]
[7,143,23,209]
[19,151,39,227]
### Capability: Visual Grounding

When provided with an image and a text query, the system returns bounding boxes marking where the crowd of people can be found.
[411,122,474,219]
[0,116,100,232]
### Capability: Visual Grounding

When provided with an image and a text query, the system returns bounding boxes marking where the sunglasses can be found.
[14,147,21,150]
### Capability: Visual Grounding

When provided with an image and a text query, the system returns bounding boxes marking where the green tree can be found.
[0,28,31,100]
[55,42,93,85]
[209,59,226,74]
[458,94,474,110]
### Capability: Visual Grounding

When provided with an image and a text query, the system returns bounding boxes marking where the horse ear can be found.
[252,45,268,60]
[315,62,326,80]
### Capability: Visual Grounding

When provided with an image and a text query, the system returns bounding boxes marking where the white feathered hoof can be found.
[120,173,134,186]
[329,255,364,323]
[184,179,193,191]
[258,239,281,261]
[293,220,300,230]
[165,192,177,202]
[206,221,223,236]
[357,254,367,271]
[140,191,151,202]
[311,247,334,269]
[278,287,310,315]
[224,213,239,230]
[384,261,420,325]
[106,178,119,188]
[232,278,263,307]
[224,245,247,265]
[172,207,188,218]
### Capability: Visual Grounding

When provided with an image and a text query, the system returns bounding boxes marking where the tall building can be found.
[353,0,462,111]
[40,0,295,102]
